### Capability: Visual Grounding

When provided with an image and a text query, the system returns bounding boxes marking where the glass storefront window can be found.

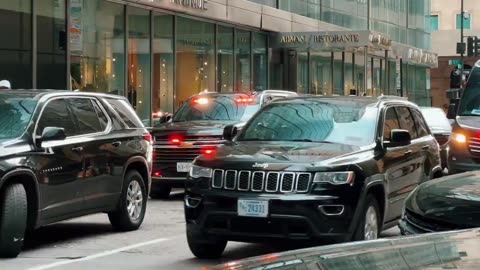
[70,0,125,95]
[37,0,67,90]
[297,52,309,93]
[252,32,267,91]
[344,53,354,95]
[153,13,174,117]
[128,7,151,126]
[0,1,32,88]
[311,52,331,96]
[176,17,215,107]
[333,52,342,95]
[217,25,234,93]
[355,52,365,95]
[235,29,251,92]
[372,58,382,96]
[269,49,285,90]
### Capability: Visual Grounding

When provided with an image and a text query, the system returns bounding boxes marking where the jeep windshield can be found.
[237,100,378,147]
[0,95,37,141]
[172,95,260,122]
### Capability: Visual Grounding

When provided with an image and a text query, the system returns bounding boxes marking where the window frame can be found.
[34,96,112,141]
[67,97,112,136]
[381,105,402,143]
[410,107,431,138]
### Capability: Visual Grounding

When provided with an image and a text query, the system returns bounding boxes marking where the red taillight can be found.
[202,149,214,155]
[153,171,161,177]
[192,97,209,105]
[143,133,153,144]
[234,96,254,104]
[169,136,182,145]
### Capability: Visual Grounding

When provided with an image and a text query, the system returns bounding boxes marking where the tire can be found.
[149,184,171,199]
[108,170,147,231]
[0,183,28,258]
[187,227,227,259]
[353,195,381,241]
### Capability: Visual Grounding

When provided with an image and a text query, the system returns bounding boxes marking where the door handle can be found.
[71,146,84,152]
[111,141,122,147]
[422,145,430,150]
[404,150,413,156]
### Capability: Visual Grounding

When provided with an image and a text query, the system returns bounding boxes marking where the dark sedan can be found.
[420,107,452,171]
[205,228,479,270]
[399,170,480,235]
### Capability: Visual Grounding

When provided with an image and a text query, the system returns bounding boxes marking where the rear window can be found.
[105,99,143,128]
[173,95,260,122]
[421,108,451,131]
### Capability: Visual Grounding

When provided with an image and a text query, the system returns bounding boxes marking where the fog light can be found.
[318,205,345,216]
[185,196,202,208]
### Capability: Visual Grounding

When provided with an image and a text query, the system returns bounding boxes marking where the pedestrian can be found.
[0,80,11,90]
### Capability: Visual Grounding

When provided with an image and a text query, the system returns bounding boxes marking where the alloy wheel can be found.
[364,206,378,240]
[126,180,143,221]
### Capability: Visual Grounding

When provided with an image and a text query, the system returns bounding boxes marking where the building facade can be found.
[430,0,480,109]
[0,0,436,126]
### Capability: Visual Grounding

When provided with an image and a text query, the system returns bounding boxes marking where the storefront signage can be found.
[272,31,391,50]
[407,48,438,66]
[169,0,207,10]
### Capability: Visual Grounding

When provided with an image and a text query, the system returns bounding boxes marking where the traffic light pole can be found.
[460,0,464,91]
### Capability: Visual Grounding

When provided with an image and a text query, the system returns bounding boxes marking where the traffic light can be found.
[467,36,480,56]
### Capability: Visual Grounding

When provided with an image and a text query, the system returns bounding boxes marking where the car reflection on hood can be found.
[204,228,480,270]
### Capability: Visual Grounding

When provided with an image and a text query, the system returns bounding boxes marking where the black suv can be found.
[149,90,297,199]
[185,96,442,259]
[0,90,152,258]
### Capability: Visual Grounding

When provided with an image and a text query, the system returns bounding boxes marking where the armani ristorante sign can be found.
[169,0,208,10]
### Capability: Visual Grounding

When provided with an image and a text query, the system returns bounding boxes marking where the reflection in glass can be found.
[311,52,331,96]
[252,32,267,91]
[344,53,354,95]
[372,58,382,97]
[37,0,67,89]
[70,0,124,95]
[217,26,234,93]
[238,101,378,147]
[176,17,215,108]
[153,13,174,116]
[297,52,309,93]
[355,52,365,95]
[128,7,151,126]
[235,29,251,92]
[0,1,32,88]
[333,52,343,95]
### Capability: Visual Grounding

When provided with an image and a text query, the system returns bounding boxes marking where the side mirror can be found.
[384,129,411,148]
[37,127,66,147]
[223,125,238,142]
[165,114,172,123]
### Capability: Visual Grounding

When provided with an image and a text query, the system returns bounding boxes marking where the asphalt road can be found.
[0,190,400,270]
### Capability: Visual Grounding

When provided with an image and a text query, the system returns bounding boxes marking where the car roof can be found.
[0,89,127,100]
[271,95,415,108]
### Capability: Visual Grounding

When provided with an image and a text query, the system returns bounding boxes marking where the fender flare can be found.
[123,155,151,193]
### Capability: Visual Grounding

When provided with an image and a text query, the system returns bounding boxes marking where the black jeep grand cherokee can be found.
[185,96,442,259]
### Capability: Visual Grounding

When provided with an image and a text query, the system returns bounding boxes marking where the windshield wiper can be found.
[289,139,333,143]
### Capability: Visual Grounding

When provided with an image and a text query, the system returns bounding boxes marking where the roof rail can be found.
[377,95,408,101]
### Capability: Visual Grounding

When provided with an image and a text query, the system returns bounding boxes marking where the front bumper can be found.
[185,191,356,243]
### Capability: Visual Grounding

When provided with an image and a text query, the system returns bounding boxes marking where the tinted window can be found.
[458,66,480,116]
[67,98,103,135]
[91,100,109,130]
[173,95,260,123]
[0,95,36,141]
[395,107,417,139]
[383,107,400,141]
[37,99,76,136]
[238,100,378,147]
[106,99,143,128]
[412,109,430,137]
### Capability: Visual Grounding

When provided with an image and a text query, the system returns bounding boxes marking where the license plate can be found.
[176,162,192,172]
[238,200,269,218]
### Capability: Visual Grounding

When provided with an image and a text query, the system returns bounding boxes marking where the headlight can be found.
[313,171,355,185]
[189,165,212,178]
[452,133,466,144]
